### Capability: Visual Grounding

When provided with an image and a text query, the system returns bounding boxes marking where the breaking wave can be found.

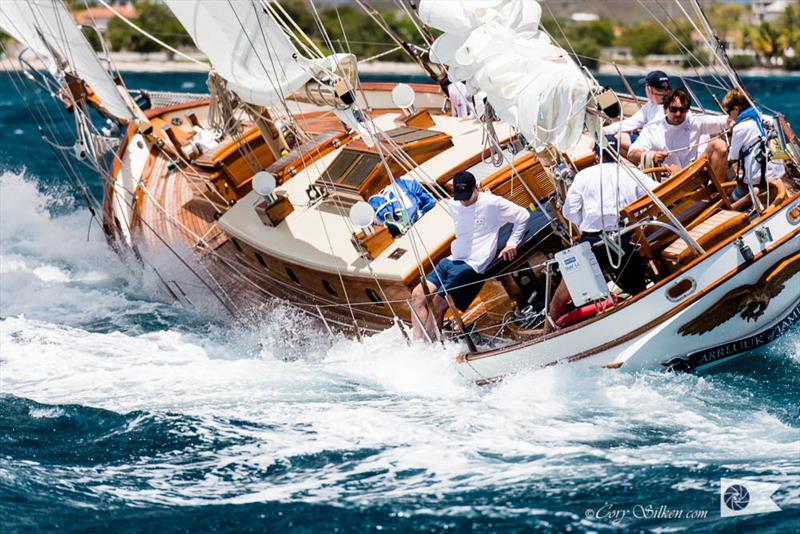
[1,170,799,531]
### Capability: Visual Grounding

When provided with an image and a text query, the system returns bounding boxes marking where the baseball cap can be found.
[452,171,477,201]
[594,135,620,162]
[639,70,670,90]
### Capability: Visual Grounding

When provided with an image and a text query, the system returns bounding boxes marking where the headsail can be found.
[0,0,136,122]
[165,0,348,108]
[418,0,599,152]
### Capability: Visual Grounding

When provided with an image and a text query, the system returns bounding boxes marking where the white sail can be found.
[0,0,135,121]
[165,0,342,107]
[0,1,52,62]
[419,0,598,152]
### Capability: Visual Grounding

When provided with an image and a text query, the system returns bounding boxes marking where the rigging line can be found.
[305,0,362,93]
[43,0,79,80]
[393,0,435,48]
[225,1,281,96]
[246,0,297,118]
[4,52,200,301]
[286,120,400,317]
[649,0,729,89]
[685,0,755,110]
[541,2,585,71]
[680,76,731,92]
[266,0,325,59]
[94,0,207,66]
[128,160,241,311]
[79,0,137,113]
[357,45,406,64]
[353,0,435,76]
[1,45,100,200]
[1,49,105,231]
[226,0,297,129]
[267,11,321,61]
[307,0,338,56]
[135,214,239,316]
[73,132,244,312]
[649,0,729,90]
[333,4,352,55]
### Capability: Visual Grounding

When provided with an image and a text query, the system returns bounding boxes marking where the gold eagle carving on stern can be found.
[678,251,800,336]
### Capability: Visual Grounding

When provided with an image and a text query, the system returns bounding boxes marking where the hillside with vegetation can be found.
[4,1,800,72]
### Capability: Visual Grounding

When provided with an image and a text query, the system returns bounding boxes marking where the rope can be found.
[95,0,208,66]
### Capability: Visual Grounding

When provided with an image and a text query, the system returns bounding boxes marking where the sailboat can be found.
[2,0,798,385]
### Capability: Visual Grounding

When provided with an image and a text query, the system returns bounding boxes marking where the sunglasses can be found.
[668,106,688,114]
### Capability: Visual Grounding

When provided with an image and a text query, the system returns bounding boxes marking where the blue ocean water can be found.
[1,70,799,533]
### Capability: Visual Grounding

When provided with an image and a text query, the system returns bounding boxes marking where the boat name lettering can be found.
[668,303,800,371]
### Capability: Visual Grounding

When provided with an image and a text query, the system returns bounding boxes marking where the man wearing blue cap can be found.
[409,170,529,340]
[603,70,671,155]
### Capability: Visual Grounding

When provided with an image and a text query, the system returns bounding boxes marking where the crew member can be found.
[410,171,529,341]
[721,87,784,208]
[628,89,731,178]
[549,141,659,326]
[603,70,671,155]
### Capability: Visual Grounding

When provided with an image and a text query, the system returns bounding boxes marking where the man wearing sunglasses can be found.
[628,89,731,178]
[603,70,670,155]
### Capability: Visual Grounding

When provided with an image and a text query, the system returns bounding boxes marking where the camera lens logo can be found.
[724,484,750,511]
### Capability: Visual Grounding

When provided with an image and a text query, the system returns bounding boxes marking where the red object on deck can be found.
[555,296,619,329]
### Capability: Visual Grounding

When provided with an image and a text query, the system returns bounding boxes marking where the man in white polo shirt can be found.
[628,89,731,178]
[603,70,670,155]
[409,171,530,341]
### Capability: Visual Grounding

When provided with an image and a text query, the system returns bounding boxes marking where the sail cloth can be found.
[0,0,136,121]
[165,0,344,107]
[418,0,599,152]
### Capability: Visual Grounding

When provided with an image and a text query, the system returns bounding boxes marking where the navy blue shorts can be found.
[426,258,486,311]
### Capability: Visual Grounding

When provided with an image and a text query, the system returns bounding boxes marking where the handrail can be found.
[619,219,705,257]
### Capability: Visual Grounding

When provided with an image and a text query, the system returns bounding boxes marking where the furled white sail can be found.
[0,0,135,121]
[165,0,342,107]
[418,0,599,152]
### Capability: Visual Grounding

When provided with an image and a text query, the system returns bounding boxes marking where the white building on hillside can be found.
[752,0,790,23]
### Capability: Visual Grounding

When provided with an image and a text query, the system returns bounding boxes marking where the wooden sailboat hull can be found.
[105,87,800,382]
[460,197,800,383]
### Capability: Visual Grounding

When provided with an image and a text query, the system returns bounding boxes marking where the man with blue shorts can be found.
[410,171,530,340]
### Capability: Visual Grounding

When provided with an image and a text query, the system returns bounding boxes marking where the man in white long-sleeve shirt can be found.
[628,88,731,178]
[549,143,658,325]
[410,171,530,340]
[603,70,670,154]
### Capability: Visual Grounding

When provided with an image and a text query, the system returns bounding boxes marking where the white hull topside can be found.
[460,198,800,383]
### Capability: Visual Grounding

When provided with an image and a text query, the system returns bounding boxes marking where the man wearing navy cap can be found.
[603,70,671,155]
[409,170,529,340]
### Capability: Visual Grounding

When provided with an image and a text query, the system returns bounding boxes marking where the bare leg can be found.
[547,280,571,330]
[730,186,762,212]
[410,281,447,341]
[703,137,729,182]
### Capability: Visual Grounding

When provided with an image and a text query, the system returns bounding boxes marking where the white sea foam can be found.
[1,169,798,512]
